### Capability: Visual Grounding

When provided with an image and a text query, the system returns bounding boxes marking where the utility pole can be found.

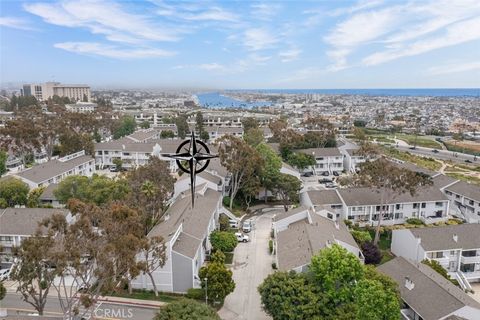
[204,277,208,305]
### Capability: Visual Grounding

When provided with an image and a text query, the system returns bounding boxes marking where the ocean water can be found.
[196,89,480,108]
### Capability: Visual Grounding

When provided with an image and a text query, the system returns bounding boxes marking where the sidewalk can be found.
[4,280,165,308]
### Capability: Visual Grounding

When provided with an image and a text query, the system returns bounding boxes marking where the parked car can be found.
[432,149,439,153]
[302,172,314,177]
[465,159,473,163]
[228,219,239,229]
[0,267,11,281]
[325,182,336,189]
[321,171,329,176]
[319,178,333,184]
[235,232,249,243]
[409,146,416,150]
[242,220,252,233]
[109,165,118,172]
[332,171,340,177]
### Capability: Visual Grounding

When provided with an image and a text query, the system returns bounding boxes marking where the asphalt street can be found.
[395,144,478,164]
[218,212,274,320]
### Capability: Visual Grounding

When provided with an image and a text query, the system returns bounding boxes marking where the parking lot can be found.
[219,212,275,320]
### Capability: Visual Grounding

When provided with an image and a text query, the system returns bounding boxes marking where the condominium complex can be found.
[21,82,91,102]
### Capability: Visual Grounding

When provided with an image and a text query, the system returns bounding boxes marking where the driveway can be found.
[219,212,274,320]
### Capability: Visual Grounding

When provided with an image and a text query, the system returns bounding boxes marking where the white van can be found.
[242,219,252,233]
[228,219,239,229]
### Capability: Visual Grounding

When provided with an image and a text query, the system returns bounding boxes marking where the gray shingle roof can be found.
[15,155,94,184]
[272,206,309,222]
[39,183,58,201]
[433,174,458,189]
[378,257,480,320]
[409,223,480,251]
[445,181,480,202]
[306,190,342,206]
[0,208,69,236]
[276,214,358,271]
[149,188,221,244]
[126,129,159,142]
[338,186,448,206]
[297,147,342,157]
[172,232,201,258]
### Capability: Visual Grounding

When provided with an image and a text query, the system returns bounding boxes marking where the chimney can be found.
[405,277,415,290]
[334,220,340,230]
[453,234,458,242]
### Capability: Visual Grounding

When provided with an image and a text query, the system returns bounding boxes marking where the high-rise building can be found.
[21,82,91,102]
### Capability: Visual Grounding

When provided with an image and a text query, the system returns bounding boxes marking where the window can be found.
[413,203,419,209]
[435,252,444,258]
[462,250,477,257]
[395,204,402,210]
[421,203,426,208]
[450,250,456,256]
[435,202,444,207]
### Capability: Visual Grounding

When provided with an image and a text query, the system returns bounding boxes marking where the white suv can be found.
[242,220,252,233]
[235,232,249,243]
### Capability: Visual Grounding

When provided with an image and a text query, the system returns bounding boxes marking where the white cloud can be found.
[0,16,34,30]
[243,28,278,51]
[325,0,480,70]
[279,48,301,62]
[428,61,480,75]
[250,3,282,21]
[330,0,384,16]
[181,7,238,22]
[363,17,480,65]
[198,63,227,71]
[24,0,181,43]
[54,42,176,59]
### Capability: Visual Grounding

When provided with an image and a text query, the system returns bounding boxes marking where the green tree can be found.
[422,259,459,286]
[10,233,57,315]
[361,241,382,265]
[0,150,7,176]
[200,130,209,142]
[351,230,372,245]
[310,244,364,305]
[354,279,400,320]
[112,158,123,170]
[153,299,220,320]
[244,128,264,147]
[256,143,282,203]
[0,177,29,206]
[274,173,302,211]
[195,112,204,136]
[286,152,315,170]
[0,281,6,301]
[242,117,259,132]
[175,114,189,139]
[113,116,136,139]
[160,130,175,139]
[54,174,130,206]
[27,187,45,208]
[139,121,150,129]
[216,135,262,209]
[258,271,322,320]
[219,215,230,231]
[209,231,237,252]
[199,260,235,304]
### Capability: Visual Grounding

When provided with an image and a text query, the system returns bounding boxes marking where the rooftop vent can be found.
[453,234,458,242]
[405,277,415,290]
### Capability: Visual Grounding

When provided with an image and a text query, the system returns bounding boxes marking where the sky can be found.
[1,0,480,89]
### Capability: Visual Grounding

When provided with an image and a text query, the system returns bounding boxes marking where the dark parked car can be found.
[409,146,416,150]
[319,178,333,184]
[332,171,340,177]
[432,149,439,153]
[322,171,329,176]
[465,159,473,163]
[302,172,314,177]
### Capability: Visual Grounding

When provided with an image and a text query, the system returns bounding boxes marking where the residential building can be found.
[65,102,97,113]
[342,148,366,172]
[0,208,71,266]
[297,148,344,175]
[94,139,179,171]
[272,207,362,272]
[131,185,222,293]
[337,187,449,225]
[125,129,160,142]
[38,184,62,208]
[300,189,343,219]
[13,151,95,188]
[379,257,480,320]
[22,82,91,102]
[443,181,480,223]
[391,224,480,289]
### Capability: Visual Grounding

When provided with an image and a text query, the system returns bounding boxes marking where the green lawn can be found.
[110,289,184,303]
[381,146,442,171]
[445,172,480,185]
[396,134,442,149]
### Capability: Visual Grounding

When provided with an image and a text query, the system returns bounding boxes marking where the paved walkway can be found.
[218,212,274,320]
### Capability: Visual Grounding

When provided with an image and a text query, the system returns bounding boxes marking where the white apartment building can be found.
[342,148,366,173]
[132,185,222,293]
[391,224,480,289]
[94,139,179,172]
[0,208,72,266]
[22,82,91,102]
[297,148,344,175]
[336,187,449,225]
[65,102,97,113]
[13,151,95,189]
[443,181,480,223]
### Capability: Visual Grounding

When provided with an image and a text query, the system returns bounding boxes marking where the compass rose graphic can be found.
[162,131,218,207]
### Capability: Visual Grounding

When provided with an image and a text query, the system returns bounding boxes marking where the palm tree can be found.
[141,180,159,228]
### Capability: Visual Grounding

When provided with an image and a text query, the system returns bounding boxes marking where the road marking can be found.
[5,307,64,315]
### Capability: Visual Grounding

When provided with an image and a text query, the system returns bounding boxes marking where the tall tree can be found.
[354,279,400,320]
[244,128,264,147]
[242,117,259,132]
[112,115,136,139]
[216,135,262,209]
[0,150,7,176]
[138,236,167,297]
[198,257,235,304]
[195,112,204,136]
[175,114,189,139]
[0,177,29,207]
[10,231,57,316]
[256,143,282,203]
[274,173,302,211]
[126,157,175,233]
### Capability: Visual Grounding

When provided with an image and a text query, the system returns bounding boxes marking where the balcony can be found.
[461,255,480,264]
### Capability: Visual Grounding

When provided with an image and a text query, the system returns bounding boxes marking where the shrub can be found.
[406,218,424,225]
[219,215,230,231]
[271,262,277,269]
[361,242,382,265]
[269,240,273,254]
[154,299,220,320]
[344,219,353,228]
[351,230,372,245]
[210,231,237,253]
[186,288,205,300]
